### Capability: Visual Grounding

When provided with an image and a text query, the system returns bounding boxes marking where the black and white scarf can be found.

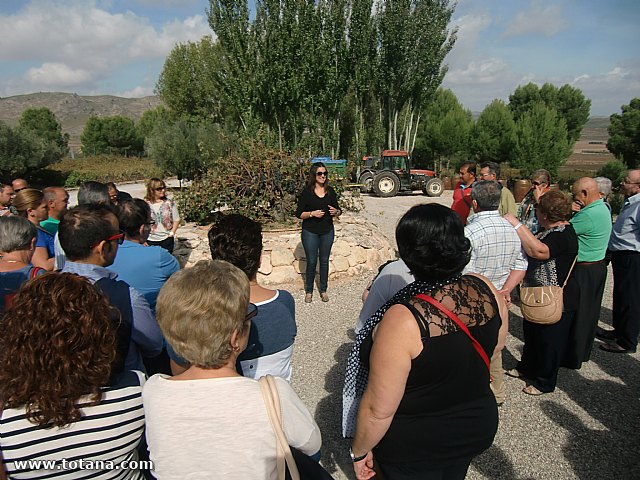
[342,274,462,437]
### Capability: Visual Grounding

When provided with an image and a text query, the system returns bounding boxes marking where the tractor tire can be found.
[359,173,374,193]
[373,172,400,198]
[423,178,444,197]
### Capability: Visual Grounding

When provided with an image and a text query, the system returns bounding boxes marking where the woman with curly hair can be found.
[144,178,180,253]
[0,273,146,479]
[344,204,507,480]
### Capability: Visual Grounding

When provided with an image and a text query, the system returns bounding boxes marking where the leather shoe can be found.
[305,293,313,303]
[599,342,636,354]
[595,326,616,341]
[320,292,329,302]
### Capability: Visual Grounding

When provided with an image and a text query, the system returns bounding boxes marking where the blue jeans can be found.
[301,228,334,294]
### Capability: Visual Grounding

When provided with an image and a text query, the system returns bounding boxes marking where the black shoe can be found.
[595,326,616,341]
[600,342,636,354]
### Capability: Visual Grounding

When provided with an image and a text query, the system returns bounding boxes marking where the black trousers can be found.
[148,236,175,254]
[518,310,575,392]
[611,251,640,350]
[562,261,607,369]
[376,456,473,480]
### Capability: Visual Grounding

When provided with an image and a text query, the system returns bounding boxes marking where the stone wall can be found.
[172,213,397,287]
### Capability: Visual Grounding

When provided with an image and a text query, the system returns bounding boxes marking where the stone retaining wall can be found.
[172,214,396,287]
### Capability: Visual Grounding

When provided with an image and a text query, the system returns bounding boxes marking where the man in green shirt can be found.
[478,161,517,216]
[563,177,612,369]
[40,187,69,235]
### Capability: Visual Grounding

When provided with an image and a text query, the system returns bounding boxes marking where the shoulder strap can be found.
[259,376,300,480]
[562,257,577,289]
[29,266,44,279]
[414,294,491,373]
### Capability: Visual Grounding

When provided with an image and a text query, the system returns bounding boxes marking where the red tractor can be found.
[357,150,444,198]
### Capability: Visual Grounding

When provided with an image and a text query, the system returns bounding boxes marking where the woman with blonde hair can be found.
[144,178,180,253]
[12,188,54,270]
[143,260,321,479]
[0,273,146,479]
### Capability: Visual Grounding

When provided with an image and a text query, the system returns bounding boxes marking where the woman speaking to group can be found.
[296,162,341,303]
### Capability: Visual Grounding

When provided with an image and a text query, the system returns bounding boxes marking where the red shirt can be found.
[451,181,474,225]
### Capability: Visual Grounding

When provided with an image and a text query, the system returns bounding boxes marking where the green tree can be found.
[146,118,213,181]
[81,116,142,155]
[512,102,571,178]
[470,99,516,164]
[136,106,173,147]
[415,89,472,171]
[607,98,640,168]
[509,82,590,144]
[376,0,457,152]
[0,121,63,176]
[18,107,69,150]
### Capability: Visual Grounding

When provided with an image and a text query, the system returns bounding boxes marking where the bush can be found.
[176,143,363,225]
[596,159,627,186]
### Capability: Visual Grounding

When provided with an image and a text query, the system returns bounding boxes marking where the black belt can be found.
[577,260,605,265]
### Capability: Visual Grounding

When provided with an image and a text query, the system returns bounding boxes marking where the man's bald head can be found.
[572,177,601,209]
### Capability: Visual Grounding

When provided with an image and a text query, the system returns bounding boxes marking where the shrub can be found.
[596,159,627,186]
[176,143,363,225]
[47,155,163,187]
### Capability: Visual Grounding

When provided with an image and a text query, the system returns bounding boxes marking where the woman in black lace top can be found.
[350,204,508,480]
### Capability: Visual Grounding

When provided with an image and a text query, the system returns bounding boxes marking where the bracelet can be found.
[514,223,523,231]
[350,447,367,463]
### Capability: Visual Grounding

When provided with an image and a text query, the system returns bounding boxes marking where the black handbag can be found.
[259,375,334,480]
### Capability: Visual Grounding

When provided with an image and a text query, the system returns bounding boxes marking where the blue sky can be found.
[0,0,638,116]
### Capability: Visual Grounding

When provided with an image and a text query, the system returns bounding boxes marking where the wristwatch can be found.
[350,447,367,463]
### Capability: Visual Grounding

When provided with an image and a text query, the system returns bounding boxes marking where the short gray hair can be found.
[471,180,501,211]
[0,216,37,253]
[594,177,612,197]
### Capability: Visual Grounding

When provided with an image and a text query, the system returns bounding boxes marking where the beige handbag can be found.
[520,258,576,325]
[259,375,301,480]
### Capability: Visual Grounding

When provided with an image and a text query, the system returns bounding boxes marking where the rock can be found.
[333,255,350,272]
[271,248,295,266]
[332,239,351,257]
[351,246,367,264]
[261,265,298,285]
[259,253,272,275]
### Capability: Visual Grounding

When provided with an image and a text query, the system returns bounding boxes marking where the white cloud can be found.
[446,58,511,85]
[502,1,567,38]
[25,62,94,87]
[446,13,492,68]
[0,0,211,94]
[118,85,155,98]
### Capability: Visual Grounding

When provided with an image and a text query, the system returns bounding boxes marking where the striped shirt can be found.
[0,371,146,480]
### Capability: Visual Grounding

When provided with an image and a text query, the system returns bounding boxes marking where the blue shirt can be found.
[109,240,180,313]
[35,227,55,258]
[609,193,640,252]
[62,261,163,371]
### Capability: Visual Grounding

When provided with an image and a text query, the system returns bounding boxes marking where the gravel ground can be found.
[284,192,639,480]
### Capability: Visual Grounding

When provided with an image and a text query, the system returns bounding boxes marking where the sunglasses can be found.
[14,188,24,193]
[91,232,125,248]
[316,171,328,177]
[155,186,166,191]
[246,303,258,321]
[531,181,545,186]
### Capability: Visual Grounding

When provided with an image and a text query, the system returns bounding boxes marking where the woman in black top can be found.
[348,204,507,480]
[295,162,341,303]
[504,190,578,395]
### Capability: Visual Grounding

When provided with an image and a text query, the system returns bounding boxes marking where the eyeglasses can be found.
[91,232,125,248]
[316,171,328,177]
[246,303,258,321]
[478,172,494,179]
[155,186,166,191]
[621,179,640,185]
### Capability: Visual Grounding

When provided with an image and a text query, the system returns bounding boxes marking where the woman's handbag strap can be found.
[562,257,578,289]
[414,294,491,373]
[259,375,300,480]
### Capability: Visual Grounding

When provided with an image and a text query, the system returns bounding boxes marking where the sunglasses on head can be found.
[316,171,328,177]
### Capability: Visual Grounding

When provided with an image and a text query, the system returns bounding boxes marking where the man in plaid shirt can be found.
[463,180,528,406]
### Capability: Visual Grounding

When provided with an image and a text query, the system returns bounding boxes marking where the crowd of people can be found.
[0,163,637,480]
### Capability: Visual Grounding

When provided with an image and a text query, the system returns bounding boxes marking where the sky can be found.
[0,0,638,116]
